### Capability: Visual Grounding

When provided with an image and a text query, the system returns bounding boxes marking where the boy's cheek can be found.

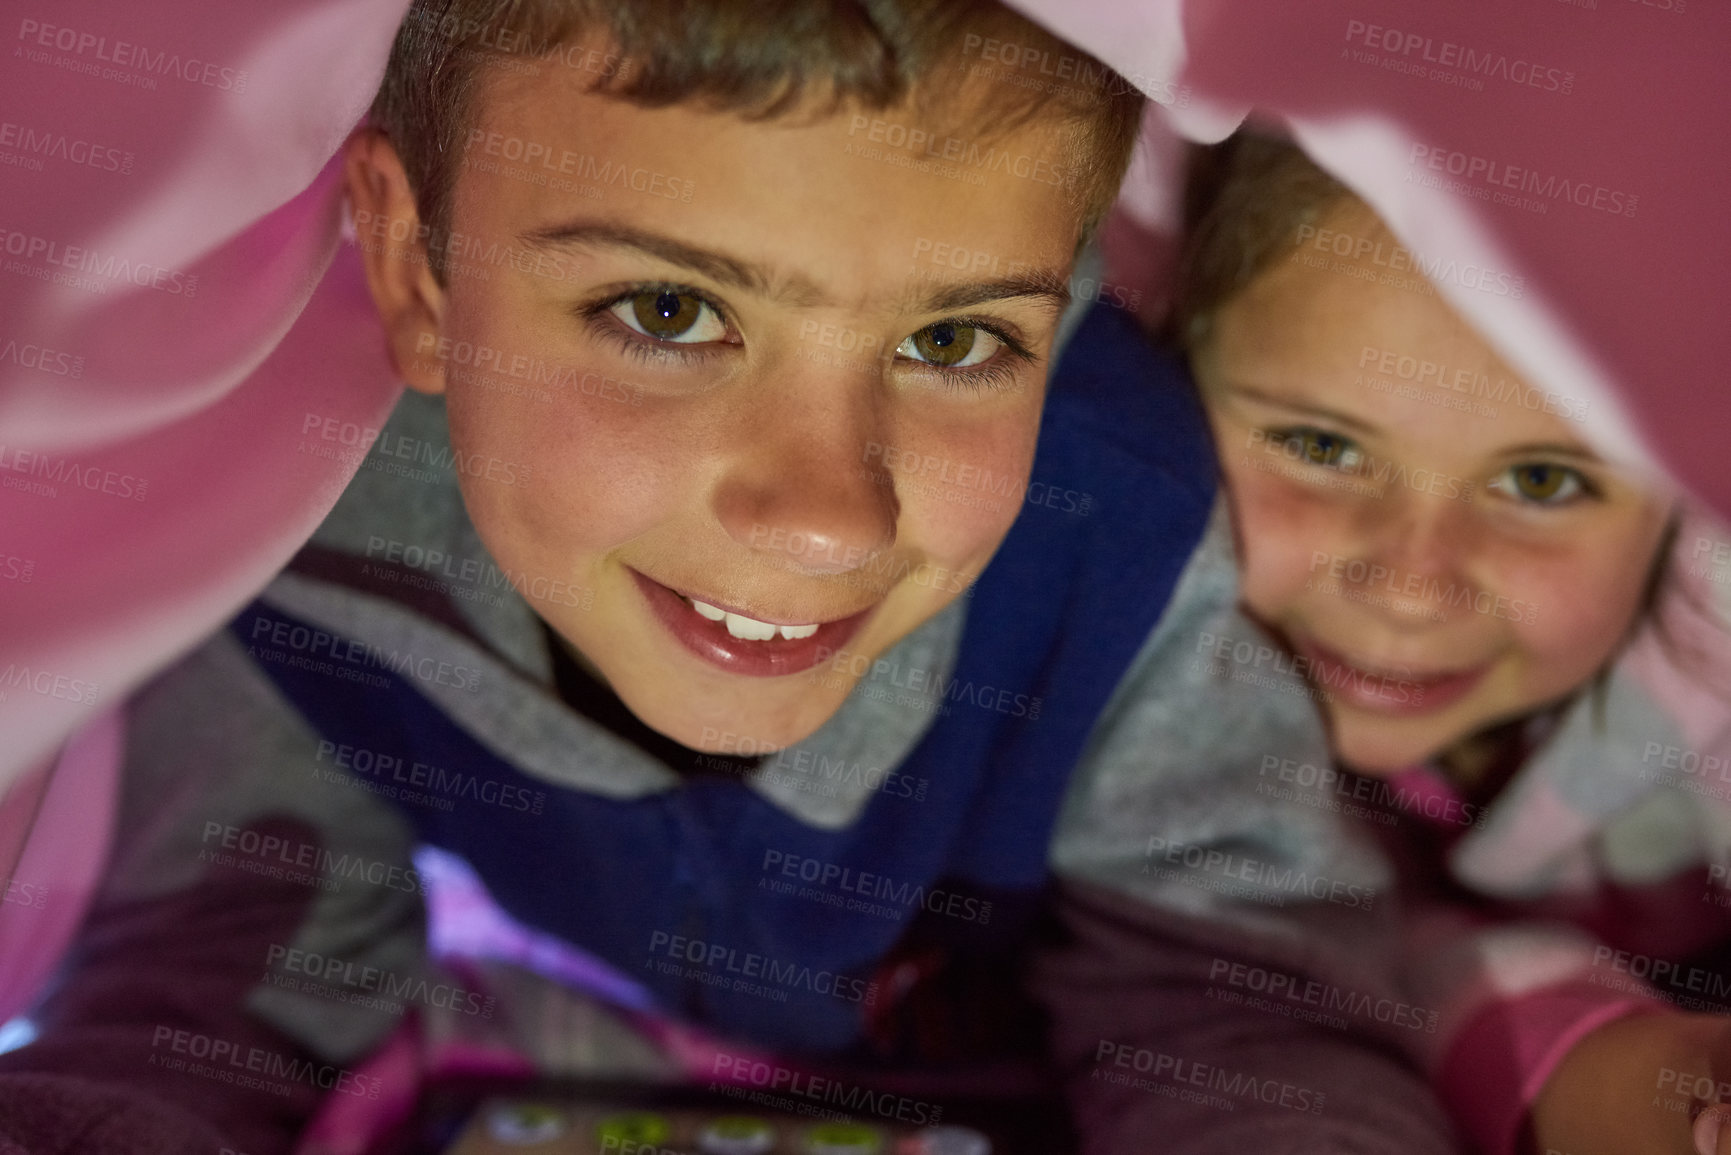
[442,405,697,614]
[922,502,1020,598]
[874,407,1042,547]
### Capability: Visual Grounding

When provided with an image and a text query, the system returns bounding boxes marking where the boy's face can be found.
[348,47,1083,753]
[1196,199,1670,776]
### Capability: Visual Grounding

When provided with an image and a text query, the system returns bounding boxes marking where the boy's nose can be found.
[711,383,899,578]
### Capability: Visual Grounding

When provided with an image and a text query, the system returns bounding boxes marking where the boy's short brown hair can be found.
[370,0,1146,275]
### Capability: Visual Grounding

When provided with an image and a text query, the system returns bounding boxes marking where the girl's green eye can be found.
[613,289,727,343]
[898,322,1000,369]
[1270,428,1362,470]
[1492,463,1587,504]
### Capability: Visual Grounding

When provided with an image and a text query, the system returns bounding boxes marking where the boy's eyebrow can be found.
[913,275,1071,316]
[519,220,827,305]
[1223,382,1379,436]
[519,219,1070,314]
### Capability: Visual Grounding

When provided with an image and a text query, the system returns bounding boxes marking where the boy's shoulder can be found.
[1043,300,1216,512]
[969,301,1217,692]
[292,390,554,680]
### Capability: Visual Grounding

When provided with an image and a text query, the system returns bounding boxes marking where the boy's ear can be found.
[344,129,446,395]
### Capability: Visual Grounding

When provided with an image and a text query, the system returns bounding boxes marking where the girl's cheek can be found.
[1484,533,1652,696]
[1539,568,1637,651]
[1223,458,1346,614]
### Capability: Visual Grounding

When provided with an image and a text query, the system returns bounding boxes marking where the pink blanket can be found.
[2,0,1725,1011]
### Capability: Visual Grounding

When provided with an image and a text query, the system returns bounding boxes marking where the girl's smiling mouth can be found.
[1293,636,1493,716]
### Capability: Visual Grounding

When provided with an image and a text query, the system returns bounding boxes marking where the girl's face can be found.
[1195,198,1671,776]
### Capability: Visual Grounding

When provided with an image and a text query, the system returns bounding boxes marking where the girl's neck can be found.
[1432,707,1564,809]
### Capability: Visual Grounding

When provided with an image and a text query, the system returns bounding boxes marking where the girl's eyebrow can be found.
[1223,381,1379,436]
[1225,382,1608,465]
[1495,442,1603,464]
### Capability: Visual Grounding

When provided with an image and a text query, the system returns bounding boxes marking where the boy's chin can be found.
[619,673,852,757]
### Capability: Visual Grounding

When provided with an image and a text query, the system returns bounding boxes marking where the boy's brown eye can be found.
[1268,428,1363,471]
[898,322,1000,369]
[1299,433,1344,465]
[632,290,702,338]
[609,289,728,344]
[914,323,974,366]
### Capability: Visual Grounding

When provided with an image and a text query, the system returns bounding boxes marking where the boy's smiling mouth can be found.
[629,568,877,678]
[687,595,820,641]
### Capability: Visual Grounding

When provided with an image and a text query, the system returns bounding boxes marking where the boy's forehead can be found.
[458,43,1084,302]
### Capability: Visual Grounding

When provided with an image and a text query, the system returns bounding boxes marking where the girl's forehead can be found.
[1212,244,1491,384]
[1207,235,1606,463]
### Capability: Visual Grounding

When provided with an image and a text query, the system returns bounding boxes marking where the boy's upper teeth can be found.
[689,598,819,641]
[725,612,778,641]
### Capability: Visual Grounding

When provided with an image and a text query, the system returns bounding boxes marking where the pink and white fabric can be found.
[2,0,1727,1048]
[0,0,410,990]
